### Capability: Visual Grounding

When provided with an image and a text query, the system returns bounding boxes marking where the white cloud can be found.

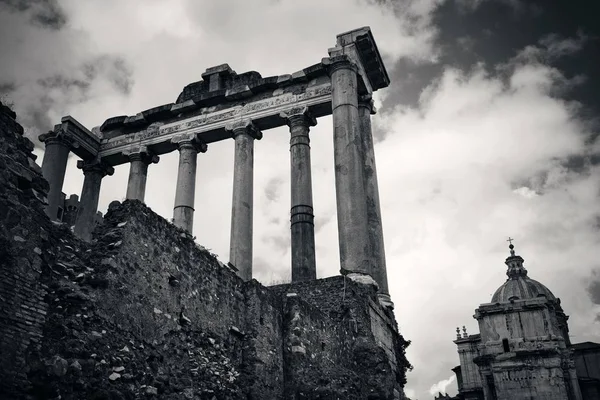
[429,374,456,395]
[373,53,599,397]
[513,187,538,198]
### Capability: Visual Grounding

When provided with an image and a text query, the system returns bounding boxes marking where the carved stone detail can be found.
[76,158,114,177]
[122,145,159,165]
[280,106,317,130]
[224,119,262,140]
[38,128,79,149]
[101,84,331,155]
[322,55,359,76]
[358,94,377,115]
[171,133,208,153]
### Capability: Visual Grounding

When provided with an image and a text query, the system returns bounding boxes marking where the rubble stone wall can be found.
[0,102,409,399]
[273,277,410,398]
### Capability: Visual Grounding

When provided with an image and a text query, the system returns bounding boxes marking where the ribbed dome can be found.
[491,276,556,303]
[491,242,557,303]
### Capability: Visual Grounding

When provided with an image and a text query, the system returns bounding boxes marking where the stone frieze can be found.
[100,84,332,156]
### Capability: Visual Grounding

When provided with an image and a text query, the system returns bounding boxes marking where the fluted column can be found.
[280,107,317,282]
[171,133,207,234]
[74,158,114,241]
[325,55,373,276]
[39,130,75,220]
[123,146,159,202]
[358,94,392,307]
[226,119,262,281]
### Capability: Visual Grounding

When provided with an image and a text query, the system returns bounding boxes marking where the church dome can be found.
[491,242,557,303]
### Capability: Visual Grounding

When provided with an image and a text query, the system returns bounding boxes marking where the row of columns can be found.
[39,55,390,304]
[40,131,114,241]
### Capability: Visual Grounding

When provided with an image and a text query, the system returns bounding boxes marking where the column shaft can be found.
[228,121,261,281]
[285,110,317,282]
[74,160,113,241]
[173,143,199,233]
[126,160,149,201]
[230,133,254,280]
[329,57,373,276]
[125,148,159,202]
[40,139,70,220]
[358,97,390,301]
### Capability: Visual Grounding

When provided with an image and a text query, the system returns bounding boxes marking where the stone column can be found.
[326,55,373,276]
[123,146,159,202]
[280,107,317,282]
[39,130,75,220]
[74,158,114,241]
[171,133,207,234]
[358,94,392,307]
[225,119,262,281]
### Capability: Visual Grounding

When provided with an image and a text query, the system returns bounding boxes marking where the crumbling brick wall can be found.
[0,102,52,397]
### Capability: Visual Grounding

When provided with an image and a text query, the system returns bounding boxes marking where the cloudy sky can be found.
[1,0,599,398]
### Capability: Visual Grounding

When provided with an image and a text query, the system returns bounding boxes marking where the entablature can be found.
[54,26,389,167]
[99,76,333,166]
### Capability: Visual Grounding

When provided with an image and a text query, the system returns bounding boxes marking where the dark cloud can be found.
[38,75,91,92]
[0,0,136,141]
[8,55,133,139]
[0,0,67,30]
[83,56,134,96]
[0,82,16,94]
[381,0,600,126]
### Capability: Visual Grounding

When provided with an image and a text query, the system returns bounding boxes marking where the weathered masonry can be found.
[38,27,392,306]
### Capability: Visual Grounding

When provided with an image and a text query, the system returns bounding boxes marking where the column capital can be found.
[77,158,114,177]
[322,55,359,76]
[171,133,208,153]
[358,94,377,115]
[38,128,80,149]
[225,119,263,140]
[122,145,160,164]
[280,106,317,129]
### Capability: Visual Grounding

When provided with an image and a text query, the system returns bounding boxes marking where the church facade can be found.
[444,243,600,400]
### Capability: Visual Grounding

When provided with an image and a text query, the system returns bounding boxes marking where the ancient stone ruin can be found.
[0,27,412,399]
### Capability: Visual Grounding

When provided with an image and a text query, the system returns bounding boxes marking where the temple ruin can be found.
[38,26,393,306]
[0,27,411,399]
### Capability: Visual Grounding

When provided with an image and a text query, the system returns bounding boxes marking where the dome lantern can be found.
[490,239,557,303]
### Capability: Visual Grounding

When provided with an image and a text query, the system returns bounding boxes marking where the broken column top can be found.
[201,64,236,92]
[201,63,235,79]
[331,26,390,91]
